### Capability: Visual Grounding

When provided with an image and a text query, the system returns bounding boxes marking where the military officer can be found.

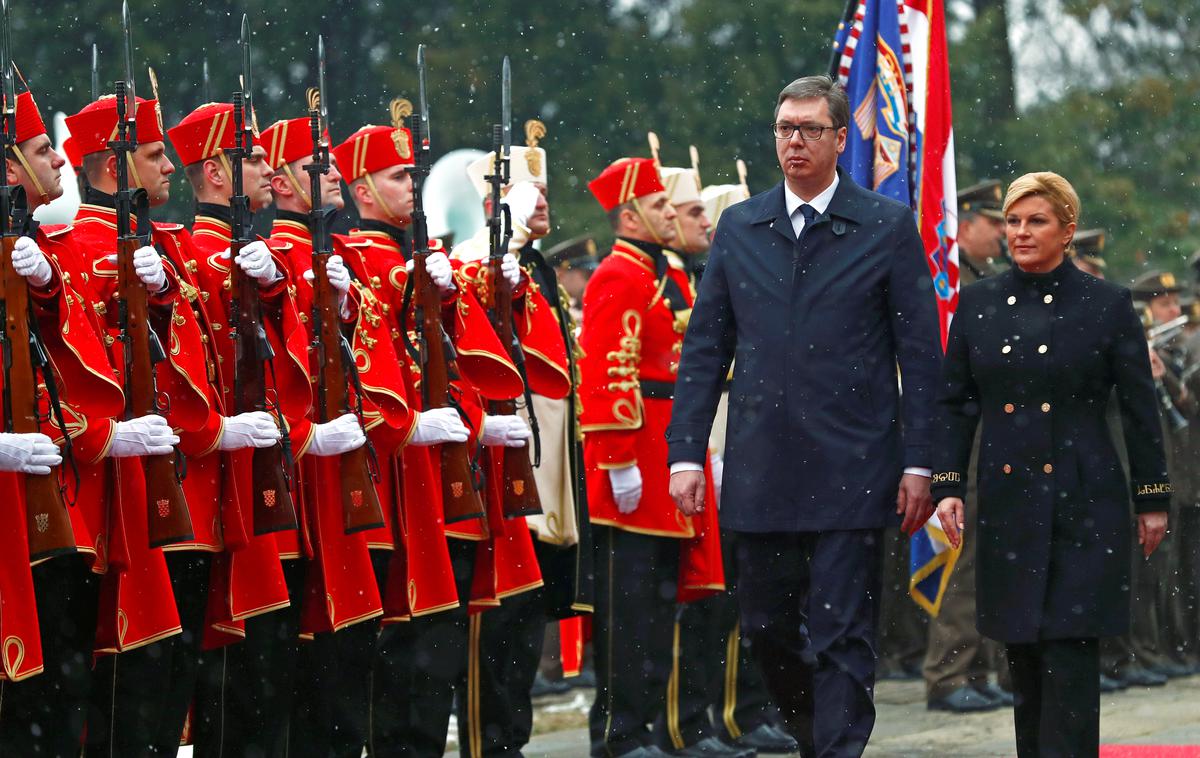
[581,156,725,758]
[1071,228,1106,279]
[923,179,1012,713]
[543,235,599,323]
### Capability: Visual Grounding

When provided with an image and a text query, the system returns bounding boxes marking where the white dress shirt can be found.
[669,173,930,480]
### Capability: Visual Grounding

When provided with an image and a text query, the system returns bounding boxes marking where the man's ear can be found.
[204,158,226,188]
[105,152,119,179]
[5,156,19,186]
[269,172,291,198]
[352,180,371,207]
[619,205,640,235]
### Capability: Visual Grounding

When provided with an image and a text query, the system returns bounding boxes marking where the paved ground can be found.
[468,673,1200,757]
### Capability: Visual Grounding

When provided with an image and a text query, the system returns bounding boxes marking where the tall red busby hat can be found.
[587,157,665,212]
[64,95,165,157]
[330,124,414,183]
[12,91,47,143]
[260,117,321,171]
[166,102,238,167]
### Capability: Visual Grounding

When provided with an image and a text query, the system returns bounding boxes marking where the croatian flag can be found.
[832,0,961,615]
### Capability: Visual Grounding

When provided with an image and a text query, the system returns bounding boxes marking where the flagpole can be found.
[828,0,859,77]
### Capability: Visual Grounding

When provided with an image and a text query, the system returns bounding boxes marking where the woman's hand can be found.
[1138,511,1168,557]
[936,497,965,549]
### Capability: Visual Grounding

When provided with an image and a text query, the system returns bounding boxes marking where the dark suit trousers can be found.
[0,555,100,758]
[192,558,306,758]
[370,537,477,758]
[589,526,681,757]
[1006,638,1099,758]
[86,552,211,758]
[737,529,882,758]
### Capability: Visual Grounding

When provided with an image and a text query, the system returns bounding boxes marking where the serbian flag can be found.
[833,0,961,615]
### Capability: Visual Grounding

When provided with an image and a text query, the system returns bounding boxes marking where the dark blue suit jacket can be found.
[666,170,942,531]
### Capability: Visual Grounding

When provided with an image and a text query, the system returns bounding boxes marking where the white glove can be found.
[481,414,531,448]
[0,432,62,475]
[608,465,642,514]
[500,253,521,288]
[501,181,541,229]
[109,414,179,458]
[409,407,470,446]
[301,254,352,296]
[11,236,53,288]
[308,413,366,457]
[405,252,456,294]
[219,241,281,286]
[219,411,282,451]
[104,246,168,292]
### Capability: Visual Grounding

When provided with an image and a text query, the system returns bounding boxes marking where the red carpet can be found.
[1100,748,1200,757]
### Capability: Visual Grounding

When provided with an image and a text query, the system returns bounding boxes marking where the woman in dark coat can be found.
[930,171,1170,757]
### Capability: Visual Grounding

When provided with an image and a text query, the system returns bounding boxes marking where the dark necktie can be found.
[796,203,817,242]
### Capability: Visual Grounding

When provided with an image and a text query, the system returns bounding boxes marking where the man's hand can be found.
[670,469,706,516]
[609,465,643,514]
[11,236,54,288]
[406,252,456,294]
[222,240,281,286]
[107,246,168,292]
[1148,345,1166,380]
[935,497,965,549]
[1138,511,1168,557]
[897,472,933,536]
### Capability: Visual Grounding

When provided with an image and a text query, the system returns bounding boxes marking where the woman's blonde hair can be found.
[1002,171,1080,228]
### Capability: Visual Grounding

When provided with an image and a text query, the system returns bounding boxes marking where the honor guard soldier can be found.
[581,156,725,758]
[923,179,1013,713]
[654,156,794,756]
[257,114,394,758]
[0,86,165,757]
[1132,270,1199,680]
[66,87,260,755]
[163,101,323,757]
[544,234,599,324]
[1071,228,1106,279]
[452,120,593,758]
[328,108,534,757]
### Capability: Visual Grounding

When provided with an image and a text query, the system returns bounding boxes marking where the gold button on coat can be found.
[1041,403,1051,412]
[1043,463,1053,474]
[1038,345,1048,354]
[1003,464,1012,474]
[1044,294,1054,304]
[1004,403,1015,413]
[1007,296,1016,305]
[1002,345,1012,354]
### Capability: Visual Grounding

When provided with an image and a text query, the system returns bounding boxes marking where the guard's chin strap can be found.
[363,173,403,224]
[282,163,313,210]
[10,145,49,204]
[630,196,665,246]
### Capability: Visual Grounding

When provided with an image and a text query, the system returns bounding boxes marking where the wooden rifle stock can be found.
[413,250,486,524]
[486,257,542,518]
[1,234,74,560]
[311,247,384,534]
[117,233,192,547]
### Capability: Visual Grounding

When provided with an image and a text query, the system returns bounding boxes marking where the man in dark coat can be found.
[667,75,942,757]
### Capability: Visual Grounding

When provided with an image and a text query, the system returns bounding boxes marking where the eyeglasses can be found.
[771,122,837,141]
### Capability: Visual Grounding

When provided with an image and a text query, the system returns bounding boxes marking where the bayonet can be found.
[91,43,99,101]
[416,43,430,150]
[240,15,253,123]
[501,56,511,161]
[1,0,14,124]
[122,0,137,127]
[316,34,328,140]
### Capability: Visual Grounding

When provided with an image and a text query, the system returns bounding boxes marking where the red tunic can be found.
[578,239,723,599]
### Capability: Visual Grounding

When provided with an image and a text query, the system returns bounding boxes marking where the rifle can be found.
[409,43,485,524]
[0,0,75,560]
[483,57,541,519]
[229,15,296,534]
[304,35,384,535]
[112,0,192,547]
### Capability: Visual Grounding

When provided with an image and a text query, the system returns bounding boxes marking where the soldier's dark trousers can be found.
[457,584,546,758]
[1006,638,1099,758]
[289,551,389,758]
[192,558,305,758]
[589,526,681,757]
[655,532,775,751]
[0,555,99,757]
[1164,505,1200,666]
[737,529,883,758]
[86,552,211,757]
[369,537,476,758]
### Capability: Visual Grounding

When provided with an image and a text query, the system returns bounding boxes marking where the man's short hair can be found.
[775,75,850,130]
[82,151,109,186]
[607,201,631,232]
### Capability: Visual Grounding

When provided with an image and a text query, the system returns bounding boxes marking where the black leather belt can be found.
[640,380,676,400]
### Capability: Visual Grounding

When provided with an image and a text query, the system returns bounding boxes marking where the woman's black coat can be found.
[931,260,1171,643]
